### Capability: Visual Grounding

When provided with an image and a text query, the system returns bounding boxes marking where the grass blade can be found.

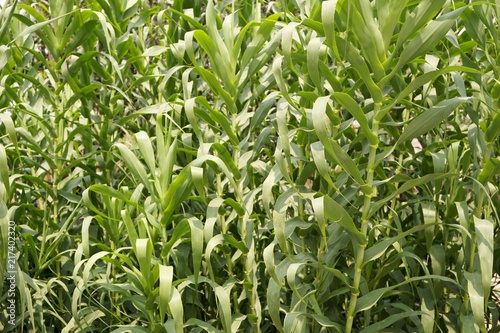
[397,97,470,145]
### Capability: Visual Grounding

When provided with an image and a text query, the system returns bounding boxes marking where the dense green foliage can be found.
[1,0,500,332]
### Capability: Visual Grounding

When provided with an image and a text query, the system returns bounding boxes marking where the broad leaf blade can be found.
[397,98,469,145]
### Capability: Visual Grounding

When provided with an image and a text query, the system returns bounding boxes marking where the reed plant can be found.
[0,0,499,332]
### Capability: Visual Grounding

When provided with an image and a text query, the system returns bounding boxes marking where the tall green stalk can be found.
[344,104,380,333]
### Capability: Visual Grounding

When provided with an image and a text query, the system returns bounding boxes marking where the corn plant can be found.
[0,0,499,332]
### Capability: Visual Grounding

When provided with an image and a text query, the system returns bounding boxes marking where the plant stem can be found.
[344,106,380,333]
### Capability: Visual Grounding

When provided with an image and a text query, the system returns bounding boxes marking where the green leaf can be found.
[395,8,465,71]
[363,223,439,264]
[83,184,137,209]
[114,143,154,195]
[193,6,235,95]
[369,173,455,217]
[312,96,366,186]
[282,22,300,77]
[10,9,76,45]
[142,45,168,57]
[418,284,436,333]
[214,284,232,333]
[121,210,138,254]
[322,0,339,59]
[474,216,494,303]
[485,111,500,143]
[335,37,383,102]
[376,0,409,50]
[395,0,447,51]
[0,45,10,70]
[160,135,178,196]
[63,19,99,57]
[310,141,336,188]
[264,243,282,287]
[332,92,378,145]
[204,236,227,273]
[464,271,486,331]
[185,30,237,113]
[190,155,242,201]
[422,203,436,252]
[329,139,367,188]
[0,144,9,196]
[161,219,190,258]
[194,97,239,144]
[239,13,280,69]
[313,196,366,245]
[307,37,324,92]
[359,311,426,333]
[185,319,224,333]
[194,67,237,114]
[187,217,204,283]
[262,164,283,217]
[134,131,156,174]
[272,56,300,110]
[355,287,388,313]
[136,239,153,292]
[477,158,500,185]
[161,168,193,224]
[377,66,482,121]
[340,0,385,80]
[0,1,17,42]
[267,258,292,332]
[169,288,184,332]
[158,265,173,322]
[397,98,469,145]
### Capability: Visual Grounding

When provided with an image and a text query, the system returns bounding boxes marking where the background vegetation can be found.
[0,0,499,332]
